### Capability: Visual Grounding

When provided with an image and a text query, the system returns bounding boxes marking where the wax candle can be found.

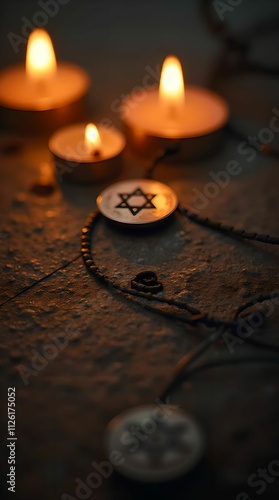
[122,55,229,160]
[49,122,126,183]
[0,29,90,134]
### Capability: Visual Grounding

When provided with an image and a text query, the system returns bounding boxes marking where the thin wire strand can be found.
[0,254,81,308]
[145,143,181,179]
[159,327,226,402]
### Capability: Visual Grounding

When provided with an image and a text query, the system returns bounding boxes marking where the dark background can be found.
[1,1,279,500]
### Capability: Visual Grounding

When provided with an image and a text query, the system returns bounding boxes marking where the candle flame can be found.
[26,29,57,82]
[159,55,185,116]
[85,123,101,155]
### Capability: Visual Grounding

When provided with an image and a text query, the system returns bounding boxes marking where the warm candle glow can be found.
[159,55,185,117]
[26,29,57,83]
[85,123,101,155]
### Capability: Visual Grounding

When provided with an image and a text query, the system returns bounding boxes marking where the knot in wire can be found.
[131,271,163,294]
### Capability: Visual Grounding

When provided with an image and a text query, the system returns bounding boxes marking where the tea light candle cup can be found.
[122,55,229,161]
[49,122,126,183]
[0,29,90,134]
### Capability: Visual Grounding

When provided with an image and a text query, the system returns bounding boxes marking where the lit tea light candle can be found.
[0,29,90,134]
[122,55,229,160]
[49,122,126,183]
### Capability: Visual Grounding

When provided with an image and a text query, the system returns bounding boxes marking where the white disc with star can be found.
[105,405,205,483]
[96,179,178,225]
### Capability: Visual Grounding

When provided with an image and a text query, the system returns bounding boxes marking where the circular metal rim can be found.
[96,179,179,226]
[104,404,205,483]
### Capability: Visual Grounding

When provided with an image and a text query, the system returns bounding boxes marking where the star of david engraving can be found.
[115,187,157,216]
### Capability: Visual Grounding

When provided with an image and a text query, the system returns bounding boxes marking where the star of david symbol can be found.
[115,187,157,216]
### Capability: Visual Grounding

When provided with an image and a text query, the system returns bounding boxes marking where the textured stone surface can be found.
[1,1,279,500]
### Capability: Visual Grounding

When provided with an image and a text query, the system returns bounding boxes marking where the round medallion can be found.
[105,404,205,483]
[96,179,178,225]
